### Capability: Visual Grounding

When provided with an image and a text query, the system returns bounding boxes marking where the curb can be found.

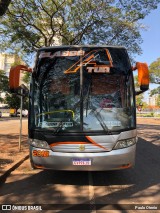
[0,155,29,186]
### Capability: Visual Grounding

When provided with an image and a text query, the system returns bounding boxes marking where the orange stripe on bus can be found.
[50,142,88,147]
[33,164,45,169]
[86,136,108,151]
[118,163,132,169]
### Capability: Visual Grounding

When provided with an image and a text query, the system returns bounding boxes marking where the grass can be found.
[137,113,160,117]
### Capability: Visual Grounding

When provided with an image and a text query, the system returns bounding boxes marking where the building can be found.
[0,53,25,76]
[149,94,159,106]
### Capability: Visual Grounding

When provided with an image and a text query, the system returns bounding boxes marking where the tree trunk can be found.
[0,0,11,16]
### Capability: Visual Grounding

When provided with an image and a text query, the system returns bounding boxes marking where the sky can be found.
[135,5,160,65]
[134,5,160,101]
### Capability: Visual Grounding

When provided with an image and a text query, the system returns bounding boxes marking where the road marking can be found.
[88,171,96,213]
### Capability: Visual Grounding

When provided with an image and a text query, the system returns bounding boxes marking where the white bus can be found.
[9,45,149,171]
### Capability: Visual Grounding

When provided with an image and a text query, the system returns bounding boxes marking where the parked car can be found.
[17,109,28,117]
[10,108,17,117]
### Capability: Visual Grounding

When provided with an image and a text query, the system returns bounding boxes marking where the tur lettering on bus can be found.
[87,67,110,73]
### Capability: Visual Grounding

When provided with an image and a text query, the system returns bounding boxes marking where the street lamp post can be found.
[19,88,23,151]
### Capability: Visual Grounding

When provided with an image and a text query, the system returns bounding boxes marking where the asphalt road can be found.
[0,119,160,213]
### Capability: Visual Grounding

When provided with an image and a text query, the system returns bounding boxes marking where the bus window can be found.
[83,73,135,131]
[50,78,70,95]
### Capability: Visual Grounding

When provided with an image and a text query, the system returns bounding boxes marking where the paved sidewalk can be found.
[0,119,29,184]
[136,117,160,125]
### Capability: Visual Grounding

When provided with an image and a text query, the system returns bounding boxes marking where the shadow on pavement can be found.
[0,137,159,212]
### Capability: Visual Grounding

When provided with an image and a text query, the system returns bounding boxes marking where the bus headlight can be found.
[29,139,50,149]
[113,137,137,150]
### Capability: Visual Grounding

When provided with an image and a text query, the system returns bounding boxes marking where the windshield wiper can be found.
[85,83,91,117]
[53,121,63,135]
[53,111,73,134]
[92,109,112,134]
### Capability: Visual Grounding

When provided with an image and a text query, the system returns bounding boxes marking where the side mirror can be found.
[132,62,149,95]
[9,65,32,95]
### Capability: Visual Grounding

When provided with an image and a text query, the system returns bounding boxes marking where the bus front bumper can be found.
[29,144,136,171]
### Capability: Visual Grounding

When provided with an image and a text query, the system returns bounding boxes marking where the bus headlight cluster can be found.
[29,139,50,149]
[113,137,137,150]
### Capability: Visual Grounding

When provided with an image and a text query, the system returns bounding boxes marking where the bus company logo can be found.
[79,145,85,151]
[87,66,110,73]
[39,50,85,58]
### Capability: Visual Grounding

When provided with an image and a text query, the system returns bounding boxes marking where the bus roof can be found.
[38,45,126,52]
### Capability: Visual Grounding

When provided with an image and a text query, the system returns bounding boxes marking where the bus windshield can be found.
[30,47,136,133]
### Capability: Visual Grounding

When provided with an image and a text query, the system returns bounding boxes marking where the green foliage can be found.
[150,86,160,106]
[0,70,9,93]
[141,101,148,109]
[4,93,29,110]
[136,93,145,106]
[5,93,21,110]
[150,86,160,96]
[0,96,4,102]
[134,75,139,88]
[0,69,9,103]
[0,0,160,59]
[0,69,29,109]
[156,94,160,106]
[137,113,154,117]
[22,72,31,88]
[149,58,160,83]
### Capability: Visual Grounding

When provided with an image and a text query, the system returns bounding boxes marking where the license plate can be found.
[72,158,91,166]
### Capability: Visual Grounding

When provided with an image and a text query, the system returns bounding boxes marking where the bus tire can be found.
[30,159,36,170]
[29,153,36,170]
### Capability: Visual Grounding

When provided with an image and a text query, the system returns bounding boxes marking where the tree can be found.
[149,58,160,84]
[136,93,143,105]
[0,70,9,93]
[0,0,160,59]
[0,69,29,109]
[22,72,31,88]
[5,93,20,110]
[156,94,160,106]
[5,93,29,110]
[150,86,160,97]
[0,69,9,102]
[0,0,11,16]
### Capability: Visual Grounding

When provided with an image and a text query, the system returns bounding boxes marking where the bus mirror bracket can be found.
[16,84,29,97]
[132,62,149,95]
